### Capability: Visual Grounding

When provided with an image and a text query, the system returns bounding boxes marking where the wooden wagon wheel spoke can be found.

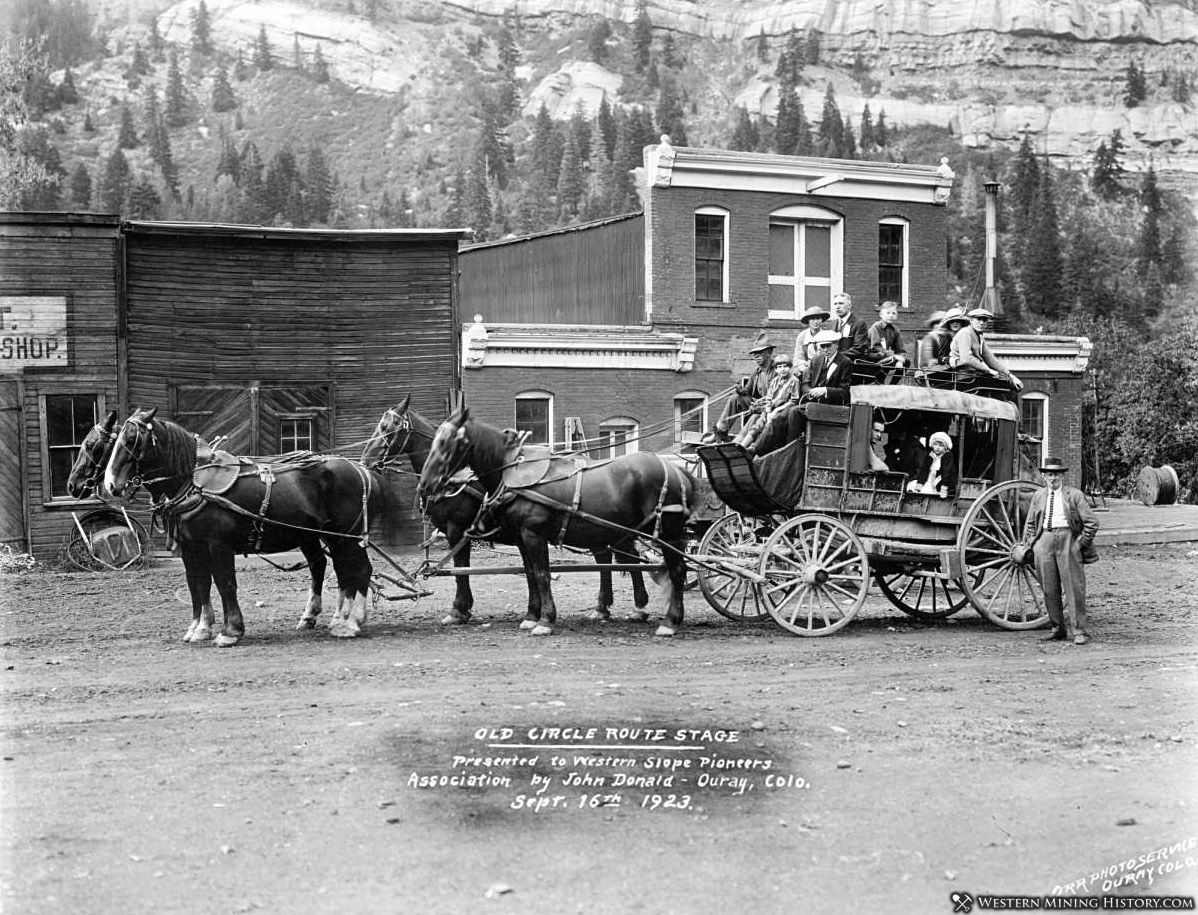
[758,514,868,637]
[958,481,1048,630]
[696,513,770,623]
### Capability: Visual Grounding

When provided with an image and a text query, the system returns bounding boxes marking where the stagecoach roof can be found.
[849,385,1019,421]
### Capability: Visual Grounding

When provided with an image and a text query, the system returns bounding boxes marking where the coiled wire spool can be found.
[1137,464,1179,506]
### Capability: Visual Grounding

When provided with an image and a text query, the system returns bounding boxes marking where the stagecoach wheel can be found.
[696,513,769,622]
[758,514,869,637]
[958,480,1049,630]
[875,566,969,620]
[63,509,151,573]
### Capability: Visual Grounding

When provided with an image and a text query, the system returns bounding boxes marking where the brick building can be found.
[459,142,1091,484]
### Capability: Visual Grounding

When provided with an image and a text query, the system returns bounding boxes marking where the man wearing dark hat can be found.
[713,332,777,440]
[754,328,850,455]
[1019,458,1100,644]
[949,307,1023,401]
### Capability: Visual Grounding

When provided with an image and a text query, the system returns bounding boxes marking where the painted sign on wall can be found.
[0,297,68,371]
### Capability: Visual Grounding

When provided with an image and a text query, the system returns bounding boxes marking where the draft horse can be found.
[66,411,118,499]
[416,406,695,637]
[362,397,653,626]
[103,407,384,646]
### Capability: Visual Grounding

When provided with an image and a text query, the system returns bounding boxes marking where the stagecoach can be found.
[692,384,1048,636]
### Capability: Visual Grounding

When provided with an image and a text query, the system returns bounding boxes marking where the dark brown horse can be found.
[103,407,385,646]
[362,397,651,626]
[66,411,118,499]
[416,406,694,637]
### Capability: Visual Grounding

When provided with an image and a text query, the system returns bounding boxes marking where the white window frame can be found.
[767,204,844,321]
[878,216,910,310]
[39,391,107,504]
[1020,392,1050,469]
[278,415,315,452]
[598,417,639,459]
[515,390,554,449]
[673,391,708,445]
[694,205,730,304]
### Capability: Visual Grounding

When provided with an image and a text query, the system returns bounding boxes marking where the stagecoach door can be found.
[170,384,333,456]
[0,381,26,550]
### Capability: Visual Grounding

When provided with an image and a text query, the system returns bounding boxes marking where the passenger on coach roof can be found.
[752,329,850,457]
[919,306,968,388]
[791,304,830,375]
[949,307,1023,403]
[868,301,908,383]
[713,332,776,441]
[830,292,871,363]
[735,353,799,450]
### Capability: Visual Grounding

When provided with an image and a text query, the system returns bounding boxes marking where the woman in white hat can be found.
[791,304,831,373]
[906,430,958,497]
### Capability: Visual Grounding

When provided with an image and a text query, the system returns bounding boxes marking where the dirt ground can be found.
[2,539,1197,915]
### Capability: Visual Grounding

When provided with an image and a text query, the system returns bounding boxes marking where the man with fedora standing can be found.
[949,306,1023,401]
[1020,457,1100,644]
[714,332,776,440]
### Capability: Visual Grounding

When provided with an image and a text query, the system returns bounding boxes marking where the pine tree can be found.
[83,110,95,133]
[396,188,413,227]
[817,83,844,157]
[99,149,132,212]
[211,65,237,112]
[530,103,563,187]
[556,129,584,218]
[1091,130,1125,198]
[117,105,139,149]
[148,19,165,60]
[216,136,241,183]
[69,162,91,208]
[1136,163,1162,277]
[191,0,213,55]
[794,96,813,155]
[264,147,301,223]
[774,81,798,154]
[859,103,875,151]
[874,109,889,147]
[596,95,616,161]
[238,141,267,221]
[304,146,333,224]
[755,27,769,63]
[1123,60,1147,108]
[610,109,640,210]
[128,174,162,218]
[233,50,249,82]
[142,88,165,158]
[1172,71,1191,104]
[633,0,653,73]
[312,45,330,84]
[479,103,512,188]
[1022,166,1065,317]
[254,25,274,72]
[444,167,465,228]
[1010,133,1040,220]
[58,68,79,105]
[803,30,821,65]
[569,103,591,168]
[660,33,679,69]
[655,75,687,145]
[842,122,858,159]
[588,18,611,63]
[784,28,804,84]
[730,106,759,152]
[585,123,613,218]
[164,49,188,127]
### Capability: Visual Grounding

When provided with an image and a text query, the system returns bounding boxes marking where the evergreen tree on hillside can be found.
[874,109,890,147]
[530,103,563,188]
[1063,229,1106,316]
[1171,71,1191,104]
[817,83,844,157]
[1136,163,1163,278]
[655,75,687,145]
[479,103,512,188]
[585,123,614,218]
[117,105,139,149]
[125,42,150,87]
[312,45,330,84]
[304,146,333,224]
[774,80,799,154]
[569,103,591,167]
[215,135,241,183]
[191,0,213,56]
[264,147,302,224]
[69,162,91,209]
[497,16,521,72]
[238,141,267,221]
[1091,129,1126,198]
[842,122,858,159]
[58,68,79,105]
[233,49,249,81]
[211,65,237,112]
[254,25,274,72]
[785,28,804,82]
[633,0,653,73]
[164,49,189,127]
[610,109,640,210]
[588,18,611,63]
[730,106,759,152]
[128,174,162,219]
[98,149,132,212]
[148,19,165,61]
[1122,59,1147,108]
[14,126,64,208]
[444,167,465,228]
[794,96,813,155]
[556,128,584,218]
[1010,133,1040,220]
[859,103,875,151]
[597,95,616,160]
[142,88,165,159]
[803,29,821,65]
[755,28,769,63]
[1022,166,1065,317]
[660,33,680,69]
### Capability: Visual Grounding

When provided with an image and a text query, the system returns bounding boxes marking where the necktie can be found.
[1045,491,1055,531]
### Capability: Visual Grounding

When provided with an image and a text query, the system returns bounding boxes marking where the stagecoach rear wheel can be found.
[758,514,869,636]
[958,480,1049,629]
[63,509,151,573]
[696,512,769,622]
[875,566,969,620]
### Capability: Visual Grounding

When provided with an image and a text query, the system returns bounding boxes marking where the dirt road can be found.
[2,542,1197,914]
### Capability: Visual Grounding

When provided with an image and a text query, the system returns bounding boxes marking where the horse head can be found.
[418,405,473,498]
[104,406,159,497]
[362,395,413,470]
[67,411,118,499]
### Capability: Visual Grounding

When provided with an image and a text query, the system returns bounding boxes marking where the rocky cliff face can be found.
[155,0,1198,177]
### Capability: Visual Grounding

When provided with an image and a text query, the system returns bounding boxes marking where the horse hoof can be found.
[329,623,359,638]
[295,618,317,630]
[182,623,197,642]
[654,625,676,637]
[192,626,212,642]
[582,609,610,622]
[631,611,650,623]
[518,619,537,631]
[530,624,554,637]
[213,633,241,648]
[441,613,471,626]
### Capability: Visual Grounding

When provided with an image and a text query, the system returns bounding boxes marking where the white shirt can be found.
[1044,489,1069,530]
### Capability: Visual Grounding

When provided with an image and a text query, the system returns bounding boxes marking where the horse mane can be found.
[464,415,511,477]
[152,417,200,481]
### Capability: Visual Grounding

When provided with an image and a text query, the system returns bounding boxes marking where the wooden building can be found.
[458,141,1092,483]
[1,216,465,560]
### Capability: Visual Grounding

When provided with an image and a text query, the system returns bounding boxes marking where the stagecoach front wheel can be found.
[758,514,869,636]
[958,480,1049,629]
[695,512,769,622]
[875,566,969,621]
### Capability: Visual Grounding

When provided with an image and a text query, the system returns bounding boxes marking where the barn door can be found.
[170,383,332,456]
[172,385,254,453]
[0,382,26,550]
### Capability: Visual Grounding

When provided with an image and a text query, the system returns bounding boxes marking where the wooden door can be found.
[171,385,253,453]
[171,384,332,457]
[0,382,26,550]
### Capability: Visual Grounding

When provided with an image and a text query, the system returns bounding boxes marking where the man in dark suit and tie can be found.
[753,329,849,455]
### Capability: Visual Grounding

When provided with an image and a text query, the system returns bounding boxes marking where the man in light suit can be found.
[1020,457,1100,644]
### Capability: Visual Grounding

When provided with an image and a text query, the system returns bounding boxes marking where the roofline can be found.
[0,211,122,227]
[123,220,470,243]
[460,211,643,253]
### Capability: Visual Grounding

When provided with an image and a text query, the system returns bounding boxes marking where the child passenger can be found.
[736,353,799,450]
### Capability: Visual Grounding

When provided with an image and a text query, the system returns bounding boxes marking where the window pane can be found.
[879,266,903,304]
[674,397,704,441]
[49,449,74,498]
[768,284,795,312]
[46,394,100,499]
[879,224,904,265]
[696,260,723,302]
[805,285,831,311]
[516,398,549,445]
[280,419,314,452]
[805,225,831,277]
[45,395,76,445]
[769,224,794,276]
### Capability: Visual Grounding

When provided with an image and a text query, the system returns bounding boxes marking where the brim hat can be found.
[813,329,841,345]
[1040,458,1068,473]
[929,431,953,451]
[967,307,995,320]
[748,331,775,354]
[798,305,831,324]
[938,306,967,328]
[927,310,946,327]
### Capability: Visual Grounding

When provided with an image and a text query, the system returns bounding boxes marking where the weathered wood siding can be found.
[0,214,122,559]
[124,224,463,545]
[459,214,644,325]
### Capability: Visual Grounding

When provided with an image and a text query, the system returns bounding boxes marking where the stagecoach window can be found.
[599,418,638,458]
[694,210,727,302]
[767,207,842,320]
[515,393,552,447]
[878,219,909,308]
[279,417,314,453]
[42,393,103,500]
[674,394,706,444]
